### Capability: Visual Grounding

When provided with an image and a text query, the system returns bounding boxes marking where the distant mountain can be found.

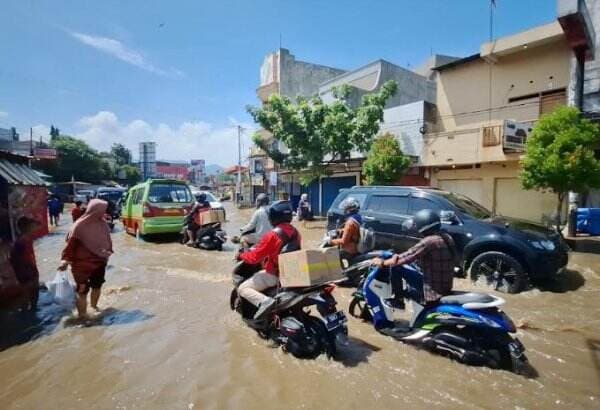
[205,164,224,175]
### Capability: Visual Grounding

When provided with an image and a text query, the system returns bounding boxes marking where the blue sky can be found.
[0,0,556,165]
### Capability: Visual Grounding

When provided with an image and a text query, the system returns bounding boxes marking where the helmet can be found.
[268,200,294,226]
[195,192,207,203]
[255,193,269,208]
[413,209,441,235]
[339,197,360,215]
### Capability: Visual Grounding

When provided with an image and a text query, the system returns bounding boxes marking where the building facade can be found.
[138,142,156,181]
[423,22,572,223]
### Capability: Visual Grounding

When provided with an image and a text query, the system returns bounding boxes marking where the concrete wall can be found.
[424,41,571,167]
[380,101,427,159]
[278,49,346,100]
[582,0,600,113]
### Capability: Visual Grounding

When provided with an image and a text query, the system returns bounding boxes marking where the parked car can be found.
[327,186,569,293]
[122,179,194,237]
[95,187,127,203]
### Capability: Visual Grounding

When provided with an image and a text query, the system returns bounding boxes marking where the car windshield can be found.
[97,191,123,202]
[148,184,192,203]
[437,191,492,219]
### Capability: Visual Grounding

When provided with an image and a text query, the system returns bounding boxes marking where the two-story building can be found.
[423,22,573,223]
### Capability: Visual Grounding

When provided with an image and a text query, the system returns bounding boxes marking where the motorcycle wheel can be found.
[349,296,372,322]
[304,316,332,358]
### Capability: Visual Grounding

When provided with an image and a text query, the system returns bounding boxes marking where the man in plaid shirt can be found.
[373,210,456,304]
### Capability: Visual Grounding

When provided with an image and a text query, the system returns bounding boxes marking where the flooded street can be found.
[1,203,599,409]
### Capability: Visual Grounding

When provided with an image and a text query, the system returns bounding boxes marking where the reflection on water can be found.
[0,202,599,409]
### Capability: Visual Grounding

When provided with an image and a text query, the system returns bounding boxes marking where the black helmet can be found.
[195,192,207,203]
[268,200,294,226]
[413,209,441,235]
[255,193,269,208]
[339,197,360,215]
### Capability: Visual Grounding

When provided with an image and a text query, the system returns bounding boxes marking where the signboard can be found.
[252,174,264,186]
[269,171,278,187]
[503,120,532,152]
[33,147,57,159]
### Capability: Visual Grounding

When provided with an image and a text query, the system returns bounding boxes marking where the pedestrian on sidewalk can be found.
[9,216,41,310]
[58,199,113,319]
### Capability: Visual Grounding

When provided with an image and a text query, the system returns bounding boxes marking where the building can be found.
[423,22,573,223]
[138,142,156,181]
[0,127,18,141]
[190,159,205,185]
[250,48,347,208]
[155,165,189,181]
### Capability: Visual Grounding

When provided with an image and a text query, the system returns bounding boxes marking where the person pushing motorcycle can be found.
[372,209,456,306]
[237,200,301,319]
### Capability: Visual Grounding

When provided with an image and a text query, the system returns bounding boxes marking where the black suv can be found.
[327,186,569,293]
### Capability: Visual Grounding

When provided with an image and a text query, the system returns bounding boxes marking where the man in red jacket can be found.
[238,201,301,319]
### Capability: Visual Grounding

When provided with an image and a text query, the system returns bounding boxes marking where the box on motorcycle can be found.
[195,209,225,225]
[279,247,344,287]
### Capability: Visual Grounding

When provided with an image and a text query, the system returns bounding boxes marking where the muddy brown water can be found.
[1,203,599,409]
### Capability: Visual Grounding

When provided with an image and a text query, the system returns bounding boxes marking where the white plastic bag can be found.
[48,271,76,308]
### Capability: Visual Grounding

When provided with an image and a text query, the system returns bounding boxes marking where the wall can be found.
[381,101,426,158]
[424,41,571,167]
[431,161,561,223]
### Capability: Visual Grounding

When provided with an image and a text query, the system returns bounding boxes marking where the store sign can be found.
[252,174,264,186]
[33,148,57,159]
[503,120,532,152]
[269,171,278,187]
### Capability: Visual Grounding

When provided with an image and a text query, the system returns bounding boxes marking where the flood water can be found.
[1,202,599,409]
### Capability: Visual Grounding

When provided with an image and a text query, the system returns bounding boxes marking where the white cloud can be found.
[68,31,184,78]
[0,111,8,119]
[31,124,51,139]
[72,111,254,166]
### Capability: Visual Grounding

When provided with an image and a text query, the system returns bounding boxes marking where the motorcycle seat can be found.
[439,292,505,309]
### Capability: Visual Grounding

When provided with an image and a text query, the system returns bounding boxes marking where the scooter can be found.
[181,222,227,251]
[319,229,374,287]
[230,261,348,359]
[350,251,529,374]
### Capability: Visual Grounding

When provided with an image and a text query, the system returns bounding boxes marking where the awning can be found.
[0,159,48,186]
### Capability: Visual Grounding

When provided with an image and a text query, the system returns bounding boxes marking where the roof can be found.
[0,158,48,186]
[433,53,481,71]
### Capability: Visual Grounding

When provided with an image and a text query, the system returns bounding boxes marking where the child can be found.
[71,201,84,222]
[10,217,41,310]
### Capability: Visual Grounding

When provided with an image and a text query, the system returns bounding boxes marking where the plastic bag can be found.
[48,271,76,308]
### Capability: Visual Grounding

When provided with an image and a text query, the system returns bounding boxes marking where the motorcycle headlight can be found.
[530,240,555,251]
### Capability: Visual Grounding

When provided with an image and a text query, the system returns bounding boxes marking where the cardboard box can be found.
[279,247,344,287]
[197,209,226,225]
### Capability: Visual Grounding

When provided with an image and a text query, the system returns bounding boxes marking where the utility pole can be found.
[237,125,243,204]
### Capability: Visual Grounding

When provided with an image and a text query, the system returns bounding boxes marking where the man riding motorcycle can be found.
[239,193,272,248]
[237,200,301,319]
[372,209,456,308]
[184,193,211,246]
[328,197,363,264]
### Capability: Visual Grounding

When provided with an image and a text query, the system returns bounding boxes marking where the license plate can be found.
[325,311,347,331]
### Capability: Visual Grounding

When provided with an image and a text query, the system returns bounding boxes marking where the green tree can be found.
[363,133,411,185]
[50,125,60,140]
[520,106,600,230]
[41,135,108,183]
[247,80,397,184]
[118,164,141,186]
[111,143,132,166]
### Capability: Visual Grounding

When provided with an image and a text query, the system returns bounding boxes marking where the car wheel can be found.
[469,251,527,294]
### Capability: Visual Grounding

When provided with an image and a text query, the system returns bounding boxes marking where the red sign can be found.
[34,147,57,159]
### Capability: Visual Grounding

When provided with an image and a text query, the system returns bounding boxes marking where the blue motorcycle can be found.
[349,251,529,374]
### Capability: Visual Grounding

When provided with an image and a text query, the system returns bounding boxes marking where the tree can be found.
[111,143,132,166]
[520,106,600,230]
[363,133,411,185]
[247,80,398,184]
[118,165,141,186]
[49,125,60,140]
[41,135,108,183]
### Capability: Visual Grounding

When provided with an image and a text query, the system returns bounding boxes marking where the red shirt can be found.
[71,207,84,222]
[239,223,300,276]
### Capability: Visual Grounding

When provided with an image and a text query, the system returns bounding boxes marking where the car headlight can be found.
[530,239,555,251]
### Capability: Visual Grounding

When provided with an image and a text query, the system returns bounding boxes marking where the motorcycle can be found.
[104,200,120,232]
[350,251,529,374]
[319,229,374,287]
[230,260,349,359]
[181,222,227,251]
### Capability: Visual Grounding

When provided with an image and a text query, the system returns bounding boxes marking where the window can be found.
[540,89,566,115]
[132,189,142,205]
[482,125,501,147]
[409,197,443,214]
[148,184,192,203]
[366,195,409,214]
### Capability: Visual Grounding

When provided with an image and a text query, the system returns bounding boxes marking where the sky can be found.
[0,0,557,166]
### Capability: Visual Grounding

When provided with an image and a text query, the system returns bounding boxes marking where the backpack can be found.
[357,225,375,254]
[273,226,301,254]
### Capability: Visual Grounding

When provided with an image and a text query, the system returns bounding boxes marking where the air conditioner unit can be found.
[503,120,532,152]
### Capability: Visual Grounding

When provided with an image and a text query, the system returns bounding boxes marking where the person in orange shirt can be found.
[329,197,362,263]
[71,201,84,223]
